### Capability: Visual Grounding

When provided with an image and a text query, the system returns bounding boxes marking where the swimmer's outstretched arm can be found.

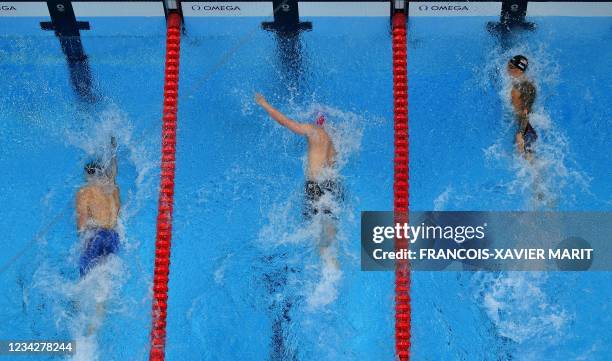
[255,93,312,135]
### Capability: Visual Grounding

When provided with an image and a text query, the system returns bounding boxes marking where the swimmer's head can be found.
[315,114,326,127]
[508,55,528,76]
[84,160,104,179]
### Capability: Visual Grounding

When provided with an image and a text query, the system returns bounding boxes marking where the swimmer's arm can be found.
[515,132,525,154]
[255,93,311,135]
[113,188,120,217]
[76,189,90,231]
[517,114,530,134]
[108,137,118,183]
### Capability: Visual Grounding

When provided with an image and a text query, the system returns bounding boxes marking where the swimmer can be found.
[255,93,340,269]
[76,137,120,334]
[507,55,537,161]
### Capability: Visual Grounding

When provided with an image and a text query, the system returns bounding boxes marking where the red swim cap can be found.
[315,114,325,126]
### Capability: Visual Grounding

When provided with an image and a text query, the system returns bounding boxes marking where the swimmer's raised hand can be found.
[255,93,267,106]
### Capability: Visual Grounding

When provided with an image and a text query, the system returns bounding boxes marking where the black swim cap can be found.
[509,55,528,72]
[84,160,103,175]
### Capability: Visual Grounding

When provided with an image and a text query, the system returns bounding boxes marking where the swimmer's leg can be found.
[86,302,105,336]
[515,132,526,157]
[319,219,339,271]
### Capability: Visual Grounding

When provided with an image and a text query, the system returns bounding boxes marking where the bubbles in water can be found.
[293,103,365,170]
[24,102,156,360]
[64,103,157,247]
[476,272,567,345]
[433,186,453,211]
[32,256,126,361]
[481,44,590,210]
[306,244,342,311]
[255,103,368,313]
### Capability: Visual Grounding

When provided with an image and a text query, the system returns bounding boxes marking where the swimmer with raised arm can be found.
[507,55,537,160]
[76,137,120,334]
[255,93,341,268]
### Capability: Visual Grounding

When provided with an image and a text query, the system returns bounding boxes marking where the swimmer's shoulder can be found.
[77,184,109,198]
[77,185,94,197]
[303,124,320,138]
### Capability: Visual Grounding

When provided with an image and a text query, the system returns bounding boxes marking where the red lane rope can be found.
[149,12,181,361]
[392,12,410,361]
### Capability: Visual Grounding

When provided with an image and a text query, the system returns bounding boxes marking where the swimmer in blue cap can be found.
[77,137,120,277]
[507,55,537,160]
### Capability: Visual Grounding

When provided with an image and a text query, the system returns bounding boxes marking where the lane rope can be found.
[149,11,181,361]
[392,12,411,361]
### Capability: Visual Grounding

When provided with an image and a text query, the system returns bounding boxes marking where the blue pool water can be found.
[1,14,394,361]
[1,16,165,360]
[0,11,610,361]
[168,17,393,361]
[410,16,611,360]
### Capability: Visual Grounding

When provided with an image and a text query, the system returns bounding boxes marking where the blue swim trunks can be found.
[79,228,119,277]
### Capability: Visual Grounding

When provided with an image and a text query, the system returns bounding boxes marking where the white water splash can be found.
[64,104,157,250]
[306,244,342,311]
[480,44,590,210]
[32,256,126,361]
[433,186,453,211]
[29,103,156,360]
[477,272,568,345]
[256,104,368,310]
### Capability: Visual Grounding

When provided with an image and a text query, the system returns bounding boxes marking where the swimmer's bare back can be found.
[255,93,336,179]
[305,127,336,179]
[76,184,120,231]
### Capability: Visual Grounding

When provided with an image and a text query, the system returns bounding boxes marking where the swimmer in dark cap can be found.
[77,137,120,278]
[255,93,340,269]
[507,55,537,160]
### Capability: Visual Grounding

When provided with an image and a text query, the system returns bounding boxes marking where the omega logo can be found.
[418,4,469,11]
[191,4,242,11]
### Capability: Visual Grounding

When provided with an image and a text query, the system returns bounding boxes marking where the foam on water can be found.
[481,44,590,210]
[26,103,156,360]
[470,44,583,359]
[256,104,364,311]
[474,271,568,359]
[32,256,126,361]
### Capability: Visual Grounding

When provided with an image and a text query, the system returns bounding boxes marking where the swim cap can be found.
[84,160,103,176]
[509,55,528,72]
[315,114,325,126]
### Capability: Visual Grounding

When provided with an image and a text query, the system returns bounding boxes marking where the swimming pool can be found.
[1,3,395,360]
[0,11,166,361]
[1,1,610,361]
[167,14,394,361]
[410,13,612,361]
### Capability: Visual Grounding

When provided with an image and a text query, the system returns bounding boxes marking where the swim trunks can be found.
[304,179,343,219]
[523,123,538,153]
[79,228,119,277]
